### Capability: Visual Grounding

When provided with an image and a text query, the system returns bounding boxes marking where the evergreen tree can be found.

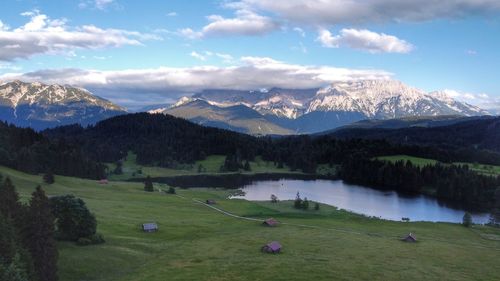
[20,186,58,281]
[167,187,176,194]
[302,197,310,210]
[0,178,22,220]
[113,160,123,175]
[43,171,55,184]
[462,212,472,227]
[144,176,154,192]
[243,160,251,171]
[270,194,278,203]
[293,192,302,209]
[314,202,320,211]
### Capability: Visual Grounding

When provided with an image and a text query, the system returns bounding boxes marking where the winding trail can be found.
[181,195,500,250]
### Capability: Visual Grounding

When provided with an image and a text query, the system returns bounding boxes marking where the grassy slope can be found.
[377,155,500,176]
[1,166,499,281]
[108,153,304,181]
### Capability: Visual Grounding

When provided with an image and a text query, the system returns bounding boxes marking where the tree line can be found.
[340,157,500,209]
[0,121,105,179]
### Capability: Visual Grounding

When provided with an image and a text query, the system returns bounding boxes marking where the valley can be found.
[2,165,500,281]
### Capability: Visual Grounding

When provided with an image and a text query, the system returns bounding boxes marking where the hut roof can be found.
[266,241,281,251]
[142,222,158,232]
[263,218,279,226]
[402,232,417,242]
[206,199,216,205]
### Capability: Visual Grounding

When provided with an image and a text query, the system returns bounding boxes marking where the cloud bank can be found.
[0,10,159,61]
[240,0,500,25]
[317,28,414,54]
[0,57,392,108]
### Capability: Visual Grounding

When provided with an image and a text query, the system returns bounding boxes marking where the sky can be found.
[0,0,499,112]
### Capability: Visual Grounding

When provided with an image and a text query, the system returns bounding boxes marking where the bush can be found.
[463,212,472,227]
[50,195,97,241]
[314,203,320,210]
[167,187,176,194]
[76,238,92,246]
[76,234,105,246]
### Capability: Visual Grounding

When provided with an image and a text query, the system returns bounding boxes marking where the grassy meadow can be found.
[107,153,301,181]
[377,154,500,176]
[1,165,500,281]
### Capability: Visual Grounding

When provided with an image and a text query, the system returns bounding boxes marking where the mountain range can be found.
[0,80,126,130]
[0,79,491,134]
[150,80,489,135]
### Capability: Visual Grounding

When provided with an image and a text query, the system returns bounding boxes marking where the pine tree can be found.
[462,212,472,227]
[293,192,302,209]
[43,171,55,184]
[302,197,310,210]
[314,203,320,211]
[243,160,251,171]
[144,176,154,192]
[21,186,58,281]
[0,178,22,220]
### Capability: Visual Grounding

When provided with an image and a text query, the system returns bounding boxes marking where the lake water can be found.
[231,179,492,224]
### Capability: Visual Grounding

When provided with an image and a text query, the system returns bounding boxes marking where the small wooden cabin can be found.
[98,179,109,184]
[142,222,158,233]
[206,199,216,205]
[402,232,417,242]
[262,241,281,254]
[262,218,279,227]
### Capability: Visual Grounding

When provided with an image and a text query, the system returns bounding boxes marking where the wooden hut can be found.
[402,232,417,242]
[206,199,216,205]
[98,179,109,184]
[142,222,158,233]
[261,241,281,254]
[262,218,279,227]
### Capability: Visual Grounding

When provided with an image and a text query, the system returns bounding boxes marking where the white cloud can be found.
[466,49,477,55]
[293,27,305,37]
[0,10,160,61]
[317,28,413,54]
[166,12,177,17]
[0,57,392,107]
[95,0,115,10]
[239,0,500,25]
[435,89,500,114]
[79,0,116,10]
[215,53,234,63]
[180,8,280,38]
[190,51,207,61]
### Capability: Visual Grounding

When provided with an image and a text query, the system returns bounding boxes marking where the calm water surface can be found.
[231,179,491,223]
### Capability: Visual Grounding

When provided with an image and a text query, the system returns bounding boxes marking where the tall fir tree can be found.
[0,177,22,220]
[21,186,58,281]
[144,176,154,192]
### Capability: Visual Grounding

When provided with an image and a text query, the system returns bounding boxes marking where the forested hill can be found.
[43,113,261,166]
[0,121,105,179]
[330,117,500,153]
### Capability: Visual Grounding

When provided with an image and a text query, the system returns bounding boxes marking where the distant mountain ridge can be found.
[0,80,126,130]
[150,80,489,135]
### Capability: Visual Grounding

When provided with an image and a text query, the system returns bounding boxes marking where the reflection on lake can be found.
[231,179,491,223]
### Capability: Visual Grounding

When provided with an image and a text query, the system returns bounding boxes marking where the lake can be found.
[230,179,492,224]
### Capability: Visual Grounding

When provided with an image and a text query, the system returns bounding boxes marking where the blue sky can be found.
[0,0,499,111]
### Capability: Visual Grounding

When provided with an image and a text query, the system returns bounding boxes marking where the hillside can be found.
[0,80,126,130]
[2,166,500,281]
[331,116,500,153]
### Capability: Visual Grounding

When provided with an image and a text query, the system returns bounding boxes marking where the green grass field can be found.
[1,165,500,281]
[107,153,300,181]
[377,155,500,176]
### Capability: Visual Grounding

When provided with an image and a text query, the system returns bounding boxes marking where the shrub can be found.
[314,203,320,211]
[50,195,97,241]
[167,187,176,194]
[76,238,92,246]
[463,212,472,227]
